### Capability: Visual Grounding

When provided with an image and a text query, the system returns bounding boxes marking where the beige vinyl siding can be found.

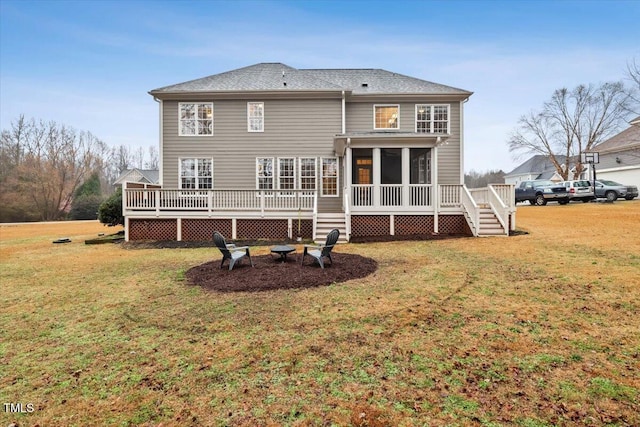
[346,100,462,185]
[162,98,343,210]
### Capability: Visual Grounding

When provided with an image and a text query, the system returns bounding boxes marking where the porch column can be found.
[373,148,381,208]
[433,146,439,234]
[402,148,410,208]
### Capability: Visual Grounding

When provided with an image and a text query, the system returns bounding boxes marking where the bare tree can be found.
[1,117,106,221]
[145,146,159,170]
[626,58,640,116]
[508,81,632,180]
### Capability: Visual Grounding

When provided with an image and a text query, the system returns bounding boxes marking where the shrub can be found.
[69,195,104,220]
[98,188,123,226]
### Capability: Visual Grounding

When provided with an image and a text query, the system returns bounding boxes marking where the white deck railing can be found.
[460,185,480,236]
[351,184,434,209]
[124,189,316,216]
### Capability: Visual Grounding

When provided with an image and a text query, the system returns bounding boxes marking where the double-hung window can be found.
[278,158,295,194]
[321,157,338,197]
[179,103,213,136]
[248,102,264,132]
[256,158,274,190]
[374,105,399,130]
[299,158,317,194]
[180,158,213,189]
[416,104,449,133]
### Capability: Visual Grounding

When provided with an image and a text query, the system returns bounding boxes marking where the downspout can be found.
[153,96,163,187]
[434,137,439,234]
[341,90,346,135]
[460,97,469,184]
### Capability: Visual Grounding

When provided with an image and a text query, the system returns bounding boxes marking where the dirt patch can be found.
[186,252,377,292]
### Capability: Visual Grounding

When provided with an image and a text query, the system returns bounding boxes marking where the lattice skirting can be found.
[394,215,434,235]
[182,219,232,241]
[237,219,288,240]
[351,215,390,237]
[296,219,313,239]
[129,219,177,241]
[351,214,472,238]
[439,215,472,236]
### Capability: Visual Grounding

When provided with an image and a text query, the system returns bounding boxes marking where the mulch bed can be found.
[186,252,378,292]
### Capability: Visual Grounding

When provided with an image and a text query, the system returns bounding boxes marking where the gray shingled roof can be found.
[150,63,471,95]
[506,155,568,177]
[587,120,640,154]
[302,68,470,95]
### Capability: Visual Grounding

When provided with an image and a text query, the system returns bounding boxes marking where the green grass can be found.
[1,203,640,426]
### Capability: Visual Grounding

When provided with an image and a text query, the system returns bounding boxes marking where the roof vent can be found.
[361,83,368,87]
[283,82,287,87]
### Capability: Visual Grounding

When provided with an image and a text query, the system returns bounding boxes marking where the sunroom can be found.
[334,133,450,213]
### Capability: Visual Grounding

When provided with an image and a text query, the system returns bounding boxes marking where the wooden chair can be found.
[301,228,339,269]
[213,231,253,270]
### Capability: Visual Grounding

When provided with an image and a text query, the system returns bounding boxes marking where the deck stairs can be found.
[475,204,508,237]
[314,213,349,243]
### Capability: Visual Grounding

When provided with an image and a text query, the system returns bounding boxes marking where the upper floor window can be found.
[179,103,213,136]
[374,105,399,130]
[416,104,449,133]
[248,102,264,132]
[180,158,212,189]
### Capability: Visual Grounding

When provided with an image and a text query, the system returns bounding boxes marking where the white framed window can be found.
[416,104,449,134]
[179,103,213,136]
[248,102,264,132]
[180,158,213,189]
[321,157,339,197]
[256,157,274,190]
[299,157,317,194]
[278,158,295,194]
[374,105,399,130]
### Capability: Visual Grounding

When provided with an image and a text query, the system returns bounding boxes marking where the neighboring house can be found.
[585,116,640,188]
[123,63,516,242]
[504,155,574,185]
[113,168,160,188]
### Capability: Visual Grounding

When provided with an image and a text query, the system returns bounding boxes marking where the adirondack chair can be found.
[213,231,253,270]
[301,228,340,269]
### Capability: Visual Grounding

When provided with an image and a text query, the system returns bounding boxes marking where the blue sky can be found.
[1,0,639,173]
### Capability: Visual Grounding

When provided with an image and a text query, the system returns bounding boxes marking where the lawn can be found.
[1,203,639,426]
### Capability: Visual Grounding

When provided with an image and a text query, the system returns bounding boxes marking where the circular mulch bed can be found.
[186,252,377,292]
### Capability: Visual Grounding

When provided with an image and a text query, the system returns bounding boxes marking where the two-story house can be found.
[123,63,515,242]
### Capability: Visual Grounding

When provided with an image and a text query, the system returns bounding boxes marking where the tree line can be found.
[0,115,157,222]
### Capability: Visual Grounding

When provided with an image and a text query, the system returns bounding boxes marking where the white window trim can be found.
[247,102,264,133]
[298,157,317,195]
[178,102,214,136]
[277,157,296,196]
[415,104,450,134]
[320,156,339,197]
[256,157,275,193]
[178,157,213,192]
[373,104,400,130]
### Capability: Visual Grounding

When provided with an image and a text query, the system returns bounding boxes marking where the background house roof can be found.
[587,118,640,154]
[150,63,472,96]
[114,168,159,185]
[505,154,568,178]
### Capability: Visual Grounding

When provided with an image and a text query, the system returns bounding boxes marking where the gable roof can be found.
[588,118,640,154]
[114,168,159,186]
[505,154,568,177]
[150,62,472,97]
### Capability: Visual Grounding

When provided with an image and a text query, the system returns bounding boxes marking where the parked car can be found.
[594,180,639,201]
[561,180,595,203]
[514,180,569,206]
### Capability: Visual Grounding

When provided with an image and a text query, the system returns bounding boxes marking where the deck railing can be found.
[124,188,316,216]
[351,184,434,209]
